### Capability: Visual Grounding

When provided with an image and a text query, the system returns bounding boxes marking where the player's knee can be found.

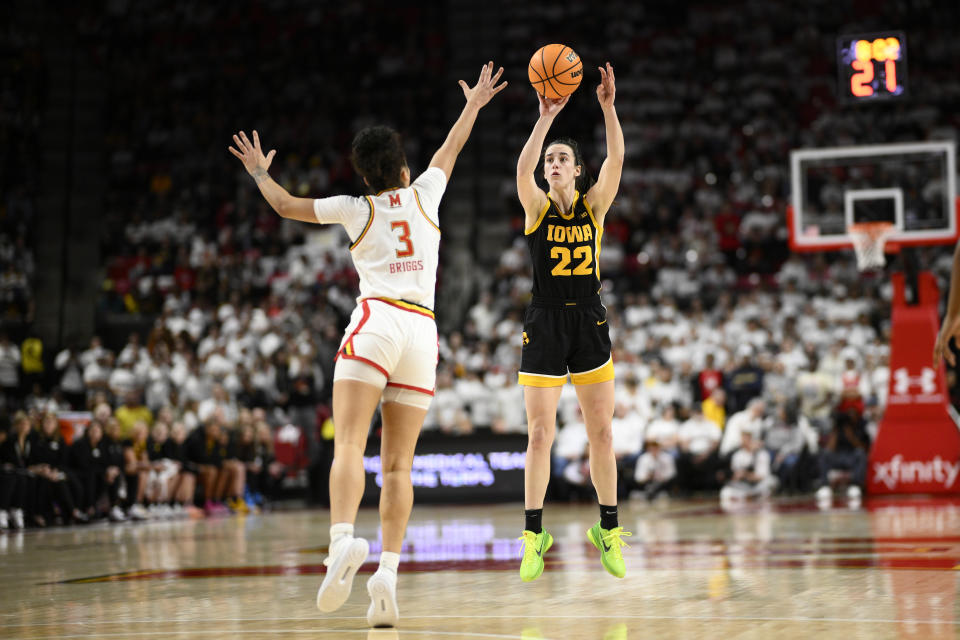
[527,423,555,450]
[381,464,412,480]
[380,451,414,475]
[587,426,614,450]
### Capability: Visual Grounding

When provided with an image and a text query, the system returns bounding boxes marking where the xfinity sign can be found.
[873,455,960,490]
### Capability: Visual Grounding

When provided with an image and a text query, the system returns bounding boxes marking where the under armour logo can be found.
[893,367,936,396]
[522,331,529,346]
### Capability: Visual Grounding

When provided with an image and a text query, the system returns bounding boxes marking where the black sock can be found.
[524,508,543,534]
[599,504,618,530]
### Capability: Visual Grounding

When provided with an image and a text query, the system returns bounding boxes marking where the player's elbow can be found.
[275,196,294,219]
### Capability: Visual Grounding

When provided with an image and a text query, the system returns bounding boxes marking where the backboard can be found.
[788,141,957,252]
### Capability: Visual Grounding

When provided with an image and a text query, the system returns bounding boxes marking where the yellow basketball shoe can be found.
[586,521,631,578]
[518,529,553,582]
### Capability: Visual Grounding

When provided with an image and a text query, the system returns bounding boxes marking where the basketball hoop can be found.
[848,222,897,271]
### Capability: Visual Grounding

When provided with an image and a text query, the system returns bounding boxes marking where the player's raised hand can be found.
[229,130,277,177]
[597,62,616,108]
[460,61,508,109]
[537,92,569,118]
[933,316,960,367]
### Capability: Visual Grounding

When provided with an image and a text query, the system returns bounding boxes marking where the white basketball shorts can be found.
[333,298,438,407]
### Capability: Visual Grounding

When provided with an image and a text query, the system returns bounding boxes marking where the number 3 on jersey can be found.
[391,221,414,258]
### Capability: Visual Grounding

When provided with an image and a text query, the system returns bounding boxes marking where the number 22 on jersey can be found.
[391,221,414,258]
[550,245,593,276]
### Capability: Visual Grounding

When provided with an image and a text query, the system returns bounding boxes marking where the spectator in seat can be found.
[54,345,87,409]
[796,355,835,434]
[720,428,777,502]
[122,421,151,520]
[644,404,680,454]
[115,391,153,439]
[429,370,471,435]
[764,402,815,493]
[33,412,88,524]
[720,398,766,459]
[166,421,200,516]
[816,407,870,503]
[693,352,724,403]
[725,345,764,414]
[145,421,181,517]
[702,387,726,431]
[184,415,230,516]
[0,412,34,528]
[676,406,723,492]
[82,351,113,403]
[0,333,21,411]
[836,349,867,417]
[633,438,676,501]
[218,419,249,514]
[69,417,125,521]
[237,422,284,507]
[552,409,590,500]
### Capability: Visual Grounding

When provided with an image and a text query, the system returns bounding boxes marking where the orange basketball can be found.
[528,44,583,99]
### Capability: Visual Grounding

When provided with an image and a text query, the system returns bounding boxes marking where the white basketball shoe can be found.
[366,571,399,628]
[316,536,369,612]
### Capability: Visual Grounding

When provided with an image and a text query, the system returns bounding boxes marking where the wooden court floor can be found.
[1,495,958,639]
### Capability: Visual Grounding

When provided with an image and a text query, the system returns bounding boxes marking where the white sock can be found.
[377,551,400,578]
[330,522,354,553]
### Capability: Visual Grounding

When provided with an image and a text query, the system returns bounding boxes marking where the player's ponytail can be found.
[546,137,595,195]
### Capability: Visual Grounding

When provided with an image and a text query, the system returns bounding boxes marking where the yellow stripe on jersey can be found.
[583,196,603,288]
[583,196,599,230]
[350,197,375,251]
[525,199,551,235]
[570,358,615,386]
[412,188,441,234]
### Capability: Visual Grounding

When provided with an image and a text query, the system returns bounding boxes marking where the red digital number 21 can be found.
[851,59,874,97]
[391,221,414,258]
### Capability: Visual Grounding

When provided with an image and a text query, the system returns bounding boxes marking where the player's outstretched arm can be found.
[585,62,624,223]
[933,241,960,366]
[229,130,316,223]
[516,93,569,228]
[429,61,507,180]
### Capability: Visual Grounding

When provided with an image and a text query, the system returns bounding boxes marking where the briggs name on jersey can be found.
[546,223,594,244]
[390,259,424,274]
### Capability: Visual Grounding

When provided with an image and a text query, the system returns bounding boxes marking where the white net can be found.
[849,222,896,270]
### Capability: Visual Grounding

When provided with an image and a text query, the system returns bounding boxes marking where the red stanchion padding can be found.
[867,271,960,494]
[868,272,960,494]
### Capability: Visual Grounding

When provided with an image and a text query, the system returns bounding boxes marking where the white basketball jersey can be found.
[313,167,446,310]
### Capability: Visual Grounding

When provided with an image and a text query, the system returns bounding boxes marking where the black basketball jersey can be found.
[525,191,603,302]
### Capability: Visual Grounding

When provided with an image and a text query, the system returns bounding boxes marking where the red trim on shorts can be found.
[337,300,372,361]
[339,353,390,379]
[385,381,435,396]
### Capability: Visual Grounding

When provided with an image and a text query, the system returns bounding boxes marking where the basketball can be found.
[528,44,582,99]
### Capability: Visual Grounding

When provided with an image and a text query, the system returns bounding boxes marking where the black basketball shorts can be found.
[518,303,614,387]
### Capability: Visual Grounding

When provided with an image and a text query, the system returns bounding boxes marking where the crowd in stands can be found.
[0,5,40,323]
[0,383,287,529]
[4,2,960,527]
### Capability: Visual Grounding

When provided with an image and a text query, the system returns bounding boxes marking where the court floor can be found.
[1,495,958,639]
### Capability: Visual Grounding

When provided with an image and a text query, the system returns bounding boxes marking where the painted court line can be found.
[18,631,538,640]
[1,613,957,628]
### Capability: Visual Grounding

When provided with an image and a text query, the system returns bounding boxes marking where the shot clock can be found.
[837,32,907,102]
